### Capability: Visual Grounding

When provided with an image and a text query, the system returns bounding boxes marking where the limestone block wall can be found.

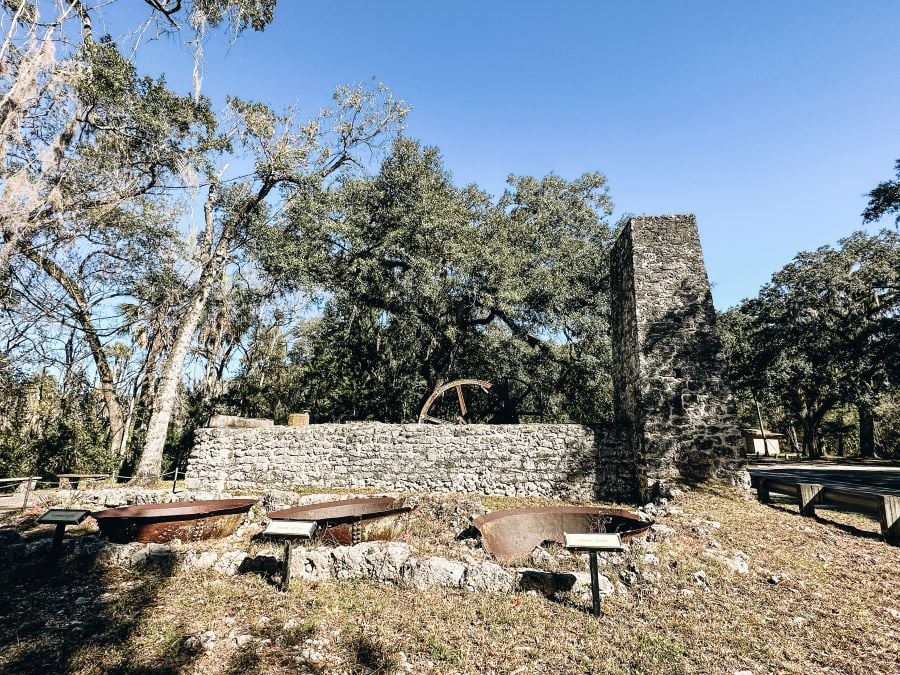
[611,215,742,501]
[186,213,743,504]
[186,423,632,501]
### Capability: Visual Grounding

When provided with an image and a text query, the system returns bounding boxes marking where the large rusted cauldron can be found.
[474,506,651,563]
[267,497,414,545]
[93,499,257,544]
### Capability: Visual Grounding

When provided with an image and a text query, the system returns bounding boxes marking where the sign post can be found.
[563,532,625,616]
[261,520,317,591]
[36,509,91,569]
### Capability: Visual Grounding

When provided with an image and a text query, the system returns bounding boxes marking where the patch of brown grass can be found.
[1,485,898,674]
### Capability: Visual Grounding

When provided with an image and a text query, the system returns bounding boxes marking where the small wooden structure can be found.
[742,429,784,457]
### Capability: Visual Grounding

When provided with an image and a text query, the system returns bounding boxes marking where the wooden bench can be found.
[57,474,109,489]
[752,473,900,543]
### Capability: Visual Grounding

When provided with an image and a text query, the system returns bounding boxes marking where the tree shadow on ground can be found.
[0,528,197,675]
[762,501,884,543]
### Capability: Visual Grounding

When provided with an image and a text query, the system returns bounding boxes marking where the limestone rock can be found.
[410,557,465,589]
[181,550,219,570]
[214,551,248,576]
[530,546,556,569]
[463,561,515,593]
[289,548,332,581]
[648,523,675,541]
[366,542,413,582]
[101,542,149,567]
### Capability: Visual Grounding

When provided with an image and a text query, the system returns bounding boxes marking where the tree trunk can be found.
[799,418,818,458]
[857,402,876,458]
[23,248,127,455]
[133,270,217,480]
[131,179,271,480]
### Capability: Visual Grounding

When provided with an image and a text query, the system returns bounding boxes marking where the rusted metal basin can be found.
[92,499,257,544]
[474,506,652,563]
[267,497,414,546]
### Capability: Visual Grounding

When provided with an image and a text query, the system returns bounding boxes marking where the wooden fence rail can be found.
[750,473,900,544]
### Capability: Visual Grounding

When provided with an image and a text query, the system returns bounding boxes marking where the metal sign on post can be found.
[36,509,91,568]
[261,519,317,591]
[564,532,625,617]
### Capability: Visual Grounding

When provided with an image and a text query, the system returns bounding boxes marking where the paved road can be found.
[749,462,900,496]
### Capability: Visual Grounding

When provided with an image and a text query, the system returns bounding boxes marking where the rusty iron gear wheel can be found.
[418,378,492,424]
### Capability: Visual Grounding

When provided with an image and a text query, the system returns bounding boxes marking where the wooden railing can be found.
[750,473,900,544]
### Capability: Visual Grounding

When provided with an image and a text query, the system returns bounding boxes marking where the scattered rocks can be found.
[184,630,218,653]
[690,570,710,588]
[181,550,219,571]
[662,486,685,500]
[703,548,749,574]
[619,568,639,587]
[690,518,721,537]
[530,546,556,569]
[648,523,675,541]
[642,553,660,566]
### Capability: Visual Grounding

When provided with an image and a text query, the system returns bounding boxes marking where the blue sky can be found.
[114,1,900,309]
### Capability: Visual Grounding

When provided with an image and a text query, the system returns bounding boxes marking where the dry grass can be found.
[1,485,898,674]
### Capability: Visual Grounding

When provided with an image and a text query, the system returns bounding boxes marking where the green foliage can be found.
[720,230,900,457]
[863,159,900,227]
[242,138,615,423]
[0,365,112,478]
[192,0,276,32]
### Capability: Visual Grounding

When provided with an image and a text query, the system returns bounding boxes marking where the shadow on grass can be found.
[763,502,884,542]
[0,535,198,675]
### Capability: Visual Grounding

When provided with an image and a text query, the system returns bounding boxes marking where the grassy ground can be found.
[0,484,898,674]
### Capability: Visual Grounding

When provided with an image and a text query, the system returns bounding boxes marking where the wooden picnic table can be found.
[57,473,109,489]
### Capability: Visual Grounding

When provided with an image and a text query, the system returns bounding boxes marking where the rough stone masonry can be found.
[611,215,743,501]
[187,214,743,502]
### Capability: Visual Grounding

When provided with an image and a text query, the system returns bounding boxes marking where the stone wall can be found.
[186,423,632,501]
[186,213,743,503]
[610,215,742,501]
